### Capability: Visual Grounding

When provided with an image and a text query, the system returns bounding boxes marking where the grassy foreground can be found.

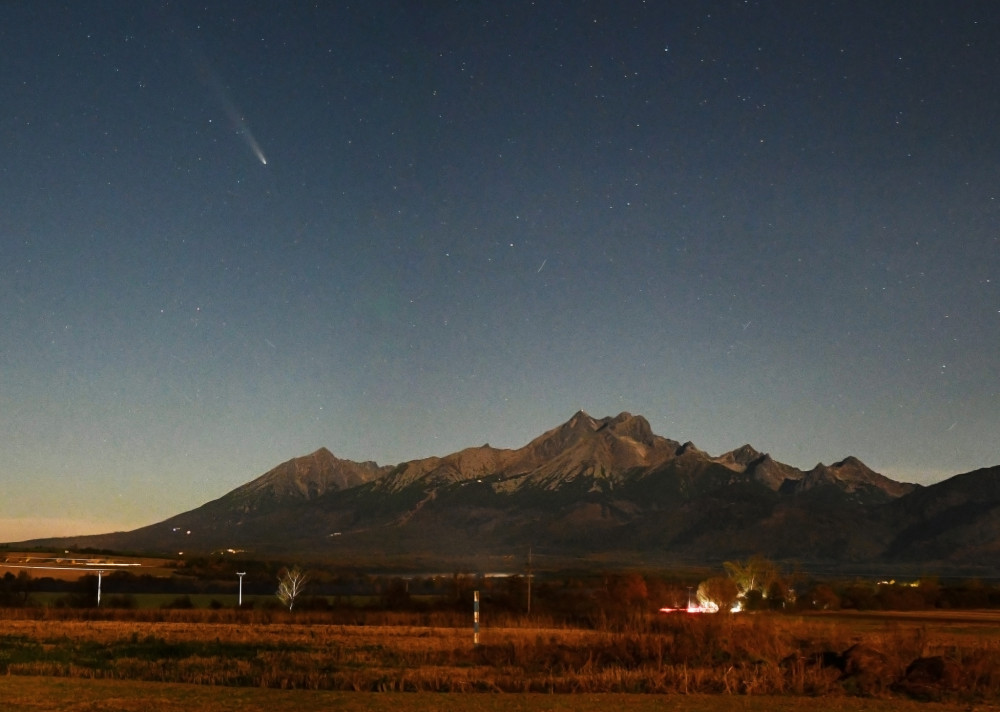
[0,677,989,712]
[5,609,1000,706]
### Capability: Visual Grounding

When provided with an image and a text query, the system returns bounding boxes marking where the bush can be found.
[802,583,840,611]
[162,596,195,610]
[102,594,137,609]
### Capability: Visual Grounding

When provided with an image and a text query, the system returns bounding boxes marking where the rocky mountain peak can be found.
[521,411,602,459]
[791,456,916,500]
[603,412,657,447]
[717,444,764,469]
[713,445,799,490]
[232,447,391,507]
[676,441,705,457]
[494,411,678,487]
[568,410,601,430]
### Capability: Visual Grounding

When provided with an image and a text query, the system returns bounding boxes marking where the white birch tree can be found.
[276,566,309,611]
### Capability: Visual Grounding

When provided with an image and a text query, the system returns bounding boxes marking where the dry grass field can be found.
[4,608,1000,707]
[0,677,994,712]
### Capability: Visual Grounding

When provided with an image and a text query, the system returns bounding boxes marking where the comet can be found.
[240,124,268,165]
[218,92,268,166]
[170,13,270,167]
[192,51,269,166]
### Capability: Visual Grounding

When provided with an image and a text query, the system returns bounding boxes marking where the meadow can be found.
[3,676,986,712]
[3,606,1000,707]
[6,556,1000,708]
[1,677,989,712]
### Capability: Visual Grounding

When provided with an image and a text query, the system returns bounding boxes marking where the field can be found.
[6,555,1000,708]
[4,608,1000,709]
[0,677,989,712]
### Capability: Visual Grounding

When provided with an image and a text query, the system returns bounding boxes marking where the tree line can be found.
[5,558,1000,618]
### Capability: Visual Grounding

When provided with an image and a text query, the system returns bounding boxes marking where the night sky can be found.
[2,2,998,541]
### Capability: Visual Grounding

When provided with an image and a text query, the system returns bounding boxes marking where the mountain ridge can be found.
[16,411,1000,575]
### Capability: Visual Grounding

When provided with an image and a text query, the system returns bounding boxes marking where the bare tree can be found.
[276,566,309,611]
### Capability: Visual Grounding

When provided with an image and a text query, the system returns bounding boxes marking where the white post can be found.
[96,570,104,607]
[237,572,246,606]
[473,590,480,646]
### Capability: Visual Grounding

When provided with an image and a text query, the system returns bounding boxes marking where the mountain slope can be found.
[882,465,1000,566]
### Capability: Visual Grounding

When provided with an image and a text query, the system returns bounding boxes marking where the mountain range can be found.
[21,412,1000,574]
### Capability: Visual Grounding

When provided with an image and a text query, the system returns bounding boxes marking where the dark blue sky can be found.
[2,1,998,540]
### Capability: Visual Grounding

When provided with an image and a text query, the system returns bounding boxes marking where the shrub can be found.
[102,594,137,609]
[162,596,195,610]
